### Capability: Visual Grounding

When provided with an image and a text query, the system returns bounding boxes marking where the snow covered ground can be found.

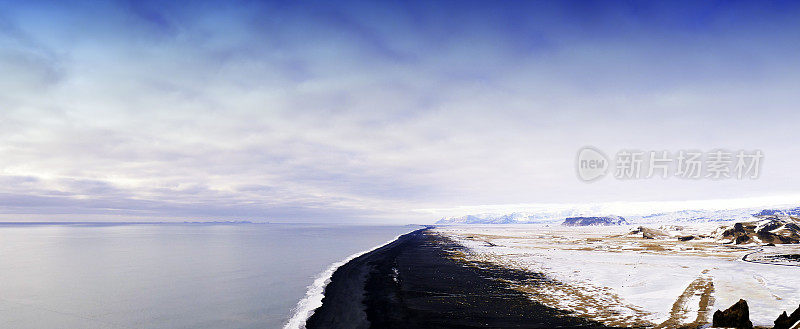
[434,224,800,327]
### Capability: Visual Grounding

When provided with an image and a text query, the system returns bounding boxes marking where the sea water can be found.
[0,223,415,328]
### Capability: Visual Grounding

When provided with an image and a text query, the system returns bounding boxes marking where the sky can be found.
[1,0,800,223]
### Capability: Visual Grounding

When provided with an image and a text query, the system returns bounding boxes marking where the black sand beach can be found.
[306,228,616,329]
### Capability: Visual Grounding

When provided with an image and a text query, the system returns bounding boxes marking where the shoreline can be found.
[283,228,421,329]
[305,228,616,329]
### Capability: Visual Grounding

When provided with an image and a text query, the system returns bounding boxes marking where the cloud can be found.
[1,1,799,222]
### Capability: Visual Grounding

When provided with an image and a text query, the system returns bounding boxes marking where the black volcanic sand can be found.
[306,228,618,329]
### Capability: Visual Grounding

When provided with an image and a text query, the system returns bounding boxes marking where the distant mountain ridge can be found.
[436,210,590,225]
[753,207,800,217]
[435,206,800,225]
[562,216,628,226]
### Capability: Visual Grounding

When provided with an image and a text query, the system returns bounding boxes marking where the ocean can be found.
[0,223,416,328]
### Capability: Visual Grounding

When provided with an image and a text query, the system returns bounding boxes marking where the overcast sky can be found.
[1,0,800,223]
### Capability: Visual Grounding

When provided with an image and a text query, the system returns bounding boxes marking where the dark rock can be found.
[722,227,735,237]
[774,304,800,329]
[775,311,790,329]
[757,230,781,244]
[735,235,750,244]
[719,220,800,245]
[712,299,753,329]
[722,223,748,239]
[757,220,783,234]
[678,236,695,241]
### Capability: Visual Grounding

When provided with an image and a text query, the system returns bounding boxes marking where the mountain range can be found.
[435,206,800,225]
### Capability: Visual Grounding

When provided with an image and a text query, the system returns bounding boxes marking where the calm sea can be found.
[0,223,415,328]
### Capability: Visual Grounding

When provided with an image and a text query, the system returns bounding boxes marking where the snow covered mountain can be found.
[435,206,800,225]
[562,216,628,226]
[628,208,756,224]
[436,210,589,224]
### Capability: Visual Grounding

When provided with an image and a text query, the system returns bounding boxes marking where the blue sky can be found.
[1,0,800,222]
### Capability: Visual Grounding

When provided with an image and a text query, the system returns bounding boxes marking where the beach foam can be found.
[283,232,408,329]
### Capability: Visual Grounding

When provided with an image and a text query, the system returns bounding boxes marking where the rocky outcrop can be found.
[757,219,783,233]
[716,218,800,245]
[629,226,668,239]
[712,299,753,328]
[562,216,627,226]
[774,304,800,329]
